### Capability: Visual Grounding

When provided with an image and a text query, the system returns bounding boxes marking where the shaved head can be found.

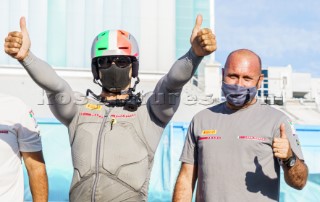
[224,49,261,73]
[222,48,264,92]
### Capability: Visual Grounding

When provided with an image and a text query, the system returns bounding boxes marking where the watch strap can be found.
[283,152,296,167]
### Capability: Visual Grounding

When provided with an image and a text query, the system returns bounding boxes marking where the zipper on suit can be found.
[91,108,110,202]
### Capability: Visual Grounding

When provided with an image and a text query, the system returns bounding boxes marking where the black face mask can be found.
[99,64,131,92]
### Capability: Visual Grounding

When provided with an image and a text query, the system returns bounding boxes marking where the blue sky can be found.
[214,0,320,77]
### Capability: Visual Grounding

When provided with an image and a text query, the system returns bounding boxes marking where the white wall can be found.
[292,72,312,98]
[140,0,176,72]
[267,65,293,99]
[311,78,320,100]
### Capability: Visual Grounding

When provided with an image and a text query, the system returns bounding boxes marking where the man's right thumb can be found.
[20,17,27,32]
[193,15,203,31]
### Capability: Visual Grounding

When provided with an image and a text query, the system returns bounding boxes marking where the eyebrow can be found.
[226,73,240,77]
[227,73,255,79]
[243,75,254,79]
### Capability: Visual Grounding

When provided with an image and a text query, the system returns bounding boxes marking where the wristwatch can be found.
[282,153,296,168]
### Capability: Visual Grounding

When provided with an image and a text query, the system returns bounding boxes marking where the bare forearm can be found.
[283,158,308,190]
[173,163,197,202]
[28,164,48,202]
[173,176,194,202]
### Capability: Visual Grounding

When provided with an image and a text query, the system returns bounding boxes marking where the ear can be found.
[257,74,264,89]
[222,68,225,82]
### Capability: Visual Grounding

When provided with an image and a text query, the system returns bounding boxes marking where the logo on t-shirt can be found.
[288,120,294,125]
[0,130,9,134]
[201,130,217,135]
[85,103,102,110]
[287,119,297,134]
[110,114,136,118]
[29,110,39,130]
[238,136,267,142]
[199,129,221,141]
[80,112,104,119]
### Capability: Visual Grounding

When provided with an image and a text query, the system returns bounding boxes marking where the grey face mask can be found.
[221,82,257,107]
[99,64,131,92]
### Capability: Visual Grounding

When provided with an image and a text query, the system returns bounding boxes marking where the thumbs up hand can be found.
[190,15,217,57]
[4,17,31,61]
[273,123,293,161]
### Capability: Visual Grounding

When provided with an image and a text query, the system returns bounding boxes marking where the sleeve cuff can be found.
[179,157,197,165]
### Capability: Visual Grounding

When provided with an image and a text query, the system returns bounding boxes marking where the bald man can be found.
[173,49,308,202]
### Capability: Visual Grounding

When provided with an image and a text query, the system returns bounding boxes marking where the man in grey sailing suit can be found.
[4,15,216,201]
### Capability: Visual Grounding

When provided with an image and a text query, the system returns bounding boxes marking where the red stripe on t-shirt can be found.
[80,112,104,119]
[199,136,221,140]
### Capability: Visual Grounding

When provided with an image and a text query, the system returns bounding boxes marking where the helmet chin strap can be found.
[128,76,140,94]
[87,77,141,110]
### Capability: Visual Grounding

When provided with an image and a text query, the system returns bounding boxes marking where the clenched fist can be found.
[4,17,31,61]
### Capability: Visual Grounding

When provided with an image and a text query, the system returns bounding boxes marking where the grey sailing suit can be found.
[20,49,203,201]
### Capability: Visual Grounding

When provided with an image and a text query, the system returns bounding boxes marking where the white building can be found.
[264,65,319,100]
[264,65,293,100]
